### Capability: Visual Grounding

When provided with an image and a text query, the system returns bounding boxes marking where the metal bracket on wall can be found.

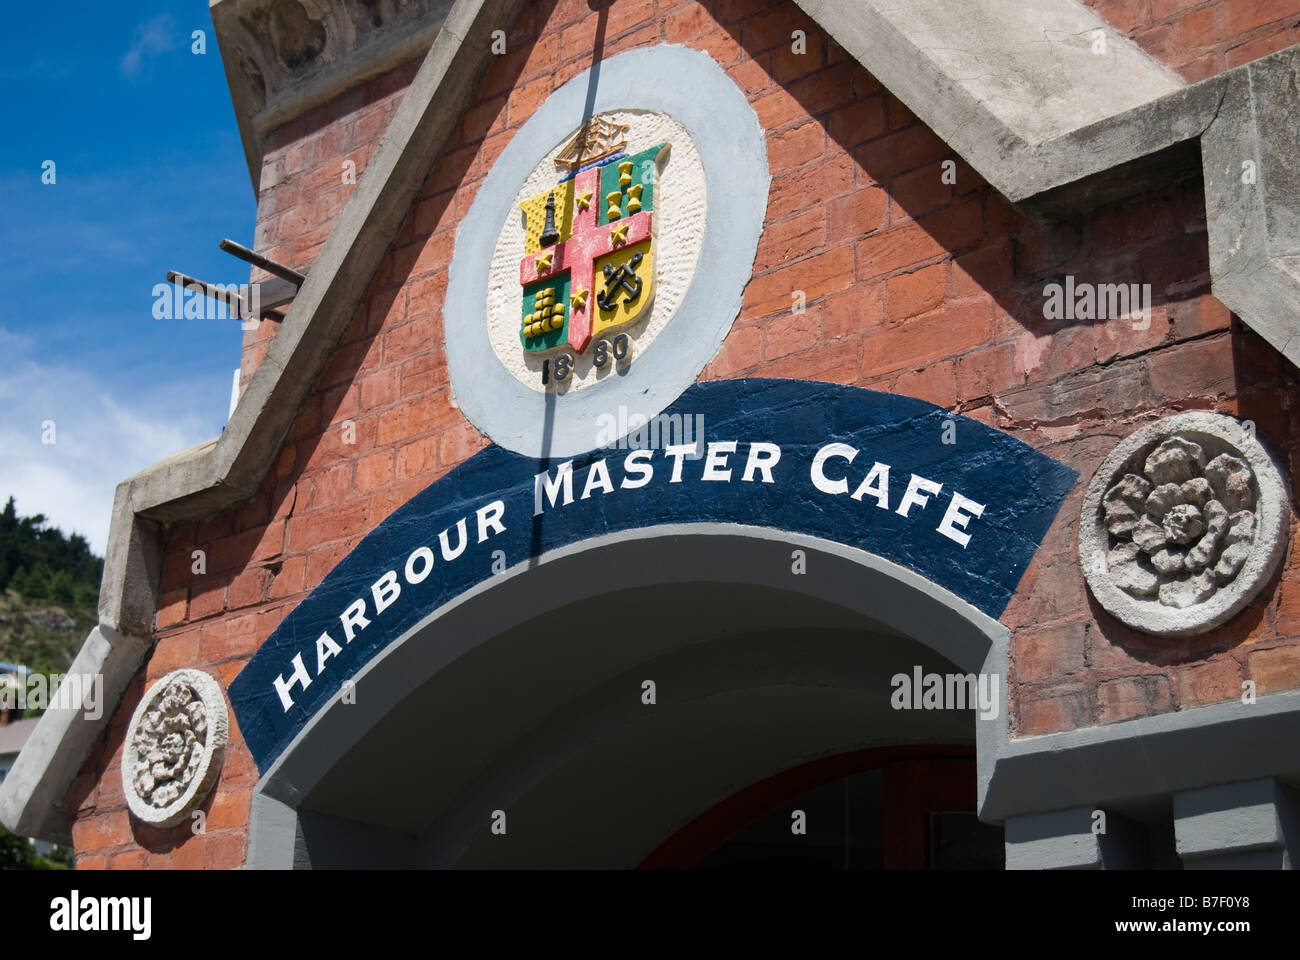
[165,238,306,322]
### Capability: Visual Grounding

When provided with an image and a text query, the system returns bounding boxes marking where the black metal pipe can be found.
[164,271,248,316]
[218,238,306,286]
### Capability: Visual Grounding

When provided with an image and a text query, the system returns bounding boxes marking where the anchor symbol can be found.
[597,251,644,311]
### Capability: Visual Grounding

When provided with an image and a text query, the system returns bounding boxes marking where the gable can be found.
[5,0,1300,856]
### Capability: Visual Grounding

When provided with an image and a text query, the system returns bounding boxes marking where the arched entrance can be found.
[644,745,1001,870]
[246,526,1008,868]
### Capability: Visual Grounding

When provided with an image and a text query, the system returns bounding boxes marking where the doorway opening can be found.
[250,530,1006,869]
[645,746,1004,869]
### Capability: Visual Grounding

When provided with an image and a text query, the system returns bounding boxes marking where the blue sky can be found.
[1,3,255,553]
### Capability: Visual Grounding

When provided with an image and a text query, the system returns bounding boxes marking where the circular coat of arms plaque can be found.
[445,45,768,458]
[485,109,706,396]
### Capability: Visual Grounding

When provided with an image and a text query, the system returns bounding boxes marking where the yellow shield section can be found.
[593,239,653,340]
[519,181,574,254]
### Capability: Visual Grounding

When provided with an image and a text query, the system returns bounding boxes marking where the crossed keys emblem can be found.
[597,252,644,311]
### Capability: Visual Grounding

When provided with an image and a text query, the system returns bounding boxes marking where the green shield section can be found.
[520,274,571,352]
[599,143,664,224]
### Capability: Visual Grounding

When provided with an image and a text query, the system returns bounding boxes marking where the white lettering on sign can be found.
[937,491,986,548]
[270,441,991,712]
[406,546,435,583]
[340,598,370,641]
[476,500,506,541]
[742,442,781,483]
[850,462,890,507]
[896,474,943,518]
[581,458,615,499]
[701,441,738,481]
[372,570,401,613]
[810,443,856,495]
[806,442,985,546]
[316,632,342,673]
[534,461,574,515]
[439,518,469,561]
[621,449,654,488]
[271,498,511,712]
[273,652,312,711]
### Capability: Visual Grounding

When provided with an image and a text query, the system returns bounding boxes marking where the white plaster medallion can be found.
[1079,412,1290,637]
[445,45,768,458]
[122,669,228,827]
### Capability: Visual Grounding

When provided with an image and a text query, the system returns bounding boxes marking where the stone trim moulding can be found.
[7,0,1300,844]
[794,0,1188,207]
[211,0,457,191]
[982,690,1300,825]
[1002,777,1300,869]
[1079,412,1289,637]
[800,0,1300,370]
[1202,50,1300,371]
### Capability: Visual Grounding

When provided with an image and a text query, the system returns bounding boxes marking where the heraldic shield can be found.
[518,115,667,355]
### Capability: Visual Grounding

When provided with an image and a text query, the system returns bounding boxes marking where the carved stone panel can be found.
[1079,413,1289,637]
[121,669,229,827]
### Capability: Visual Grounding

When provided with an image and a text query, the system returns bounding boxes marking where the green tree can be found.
[0,497,103,602]
[49,569,75,605]
[19,562,51,600]
[0,823,71,869]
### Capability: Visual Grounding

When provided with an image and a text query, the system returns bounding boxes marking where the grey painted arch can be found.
[443,44,769,459]
[247,523,1010,868]
[245,517,1300,868]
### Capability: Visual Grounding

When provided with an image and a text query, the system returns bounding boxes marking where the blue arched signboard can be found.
[230,379,1078,772]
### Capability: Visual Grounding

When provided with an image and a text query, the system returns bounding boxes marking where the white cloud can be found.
[121,14,178,78]
[0,329,219,555]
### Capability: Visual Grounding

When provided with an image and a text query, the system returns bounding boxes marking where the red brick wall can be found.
[67,0,1300,868]
[1085,0,1300,81]
[238,60,422,392]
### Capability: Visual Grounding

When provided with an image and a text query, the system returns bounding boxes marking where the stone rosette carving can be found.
[1079,413,1289,637]
[121,669,228,827]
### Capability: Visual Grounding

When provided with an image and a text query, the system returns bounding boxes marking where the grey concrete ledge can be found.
[1174,778,1298,863]
[1004,806,1104,870]
[795,0,1190,207]
[1203,47,1300,371]
[1005,805,1156,869]
[802,0,1300,364]
[981,690,1300,823]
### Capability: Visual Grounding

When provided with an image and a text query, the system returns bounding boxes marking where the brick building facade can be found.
[4,0,1300,869]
